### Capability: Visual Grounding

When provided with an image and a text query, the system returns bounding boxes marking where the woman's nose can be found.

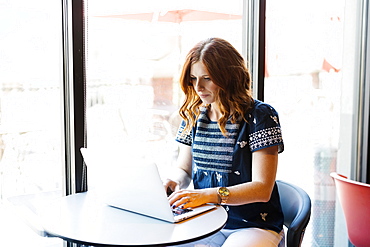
[194,79,203,90]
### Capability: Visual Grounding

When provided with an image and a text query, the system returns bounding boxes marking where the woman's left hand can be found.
[168,188,217,209]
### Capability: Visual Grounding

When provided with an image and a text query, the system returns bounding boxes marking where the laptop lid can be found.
[80,148,215,223]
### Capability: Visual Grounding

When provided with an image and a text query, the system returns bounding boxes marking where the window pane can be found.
[265,0,349,246]
[86,0,243,184]
[0,1,63,246]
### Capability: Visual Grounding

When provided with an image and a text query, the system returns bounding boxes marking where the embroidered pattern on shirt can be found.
[175,124,192,145]
[249,127,282,151]
[270,115,279,124]
[237,140,248,148]
[260,213,268,221]
[216,172,222,182]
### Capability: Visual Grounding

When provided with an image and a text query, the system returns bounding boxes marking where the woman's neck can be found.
[207,104,222,121]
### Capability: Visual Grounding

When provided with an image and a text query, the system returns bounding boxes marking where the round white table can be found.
[40,192,228,246]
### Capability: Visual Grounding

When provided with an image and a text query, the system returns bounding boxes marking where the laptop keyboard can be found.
[172,207,193,216]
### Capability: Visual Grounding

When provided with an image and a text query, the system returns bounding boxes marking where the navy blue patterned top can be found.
[175,99,284,233]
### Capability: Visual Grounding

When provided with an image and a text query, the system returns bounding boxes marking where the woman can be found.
[164,38,285,247]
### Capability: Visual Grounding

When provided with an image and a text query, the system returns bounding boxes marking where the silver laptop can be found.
[80,148,216,223]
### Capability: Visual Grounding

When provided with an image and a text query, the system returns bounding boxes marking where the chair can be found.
[277,180,311,247]
[330,172,370,247]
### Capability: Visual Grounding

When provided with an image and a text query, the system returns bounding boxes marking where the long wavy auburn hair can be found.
[179,37,254,137]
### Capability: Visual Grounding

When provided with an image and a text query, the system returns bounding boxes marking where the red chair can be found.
[330,172,370,247]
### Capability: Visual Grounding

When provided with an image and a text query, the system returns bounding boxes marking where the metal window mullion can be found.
[360,0,370,183]
[356,0,370,183]
[243,0,265,101]
[61,0,76,196]
[71,0,87,193]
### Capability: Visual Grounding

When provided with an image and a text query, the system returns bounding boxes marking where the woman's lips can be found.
[198,94,209,99]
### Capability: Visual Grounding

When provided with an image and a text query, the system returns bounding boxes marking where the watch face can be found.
[219,187,230,196]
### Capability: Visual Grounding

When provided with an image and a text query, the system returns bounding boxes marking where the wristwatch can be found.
[217,187,230,205]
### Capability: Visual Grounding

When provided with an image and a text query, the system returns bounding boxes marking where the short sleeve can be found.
[175,120,192,146]
[248,101,284,153]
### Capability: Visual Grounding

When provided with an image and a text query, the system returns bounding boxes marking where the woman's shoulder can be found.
[251,99,279,116]
[253,99,276,110]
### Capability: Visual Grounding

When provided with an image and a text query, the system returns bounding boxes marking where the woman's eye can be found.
[204,77,211,81]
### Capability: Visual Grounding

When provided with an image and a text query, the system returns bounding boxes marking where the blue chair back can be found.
[277,180,311,247]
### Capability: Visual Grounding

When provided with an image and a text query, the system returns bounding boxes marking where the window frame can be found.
[243,0,265,101]
[62,0,87,195]
[357,0,370,183]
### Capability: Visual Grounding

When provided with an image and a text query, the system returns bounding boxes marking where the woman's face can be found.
[190,61,220,105]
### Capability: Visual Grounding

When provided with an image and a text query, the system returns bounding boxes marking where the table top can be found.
[39,191,228,246]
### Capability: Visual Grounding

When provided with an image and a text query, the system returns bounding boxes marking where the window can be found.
[87,1,367,246]
[85,0,244,185]
[265,0,363,246]
[0,0,64,246]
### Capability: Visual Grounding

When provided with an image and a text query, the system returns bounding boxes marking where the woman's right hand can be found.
[163,179,180,196]
[163,143,193,196]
